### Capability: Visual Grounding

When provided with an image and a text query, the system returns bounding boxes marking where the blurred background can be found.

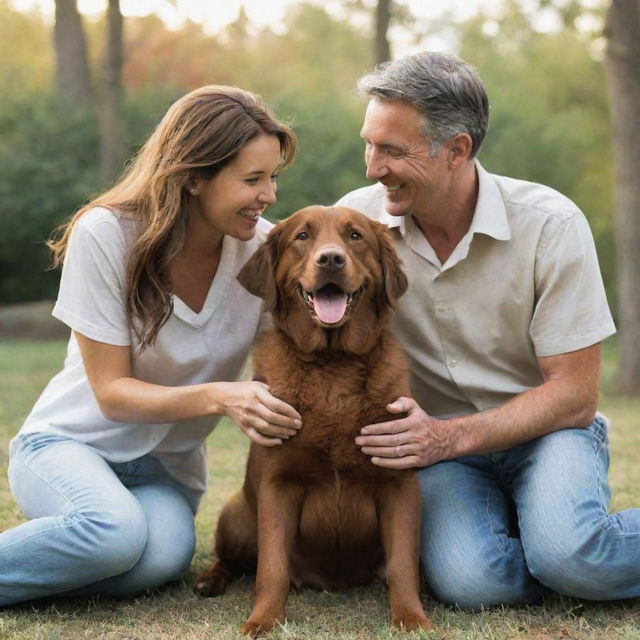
[1,0,639,391]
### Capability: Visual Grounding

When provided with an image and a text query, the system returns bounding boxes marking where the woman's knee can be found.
[140,533,195,587]
[73,498,148,579]
[126,484,196,586]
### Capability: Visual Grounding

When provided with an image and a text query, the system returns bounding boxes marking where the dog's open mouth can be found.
[300,283,361,326]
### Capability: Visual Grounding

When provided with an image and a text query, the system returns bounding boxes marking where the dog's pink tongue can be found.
[313,291,348,324]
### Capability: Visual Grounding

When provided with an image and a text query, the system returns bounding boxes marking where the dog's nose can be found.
[315,248,346,271]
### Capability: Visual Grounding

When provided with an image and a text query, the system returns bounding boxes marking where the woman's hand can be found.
[214,381,302,447]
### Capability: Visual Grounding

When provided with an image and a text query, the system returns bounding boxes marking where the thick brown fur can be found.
[195,206,432,636]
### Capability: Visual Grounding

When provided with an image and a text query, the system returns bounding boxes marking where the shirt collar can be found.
[376,161,511,241]
[470,161,511,241]
[379,161,511,271]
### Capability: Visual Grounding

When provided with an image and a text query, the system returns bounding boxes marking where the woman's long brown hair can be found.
[48,86,296,351]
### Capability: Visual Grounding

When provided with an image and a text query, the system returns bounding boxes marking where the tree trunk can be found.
[375,0,392,65]
[53,0,92,106]
[99,0,125,184]
[604,0,640,393]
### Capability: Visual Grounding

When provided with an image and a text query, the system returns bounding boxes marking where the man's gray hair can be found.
[357,51,489,158]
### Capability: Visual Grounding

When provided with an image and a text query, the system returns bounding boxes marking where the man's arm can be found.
[355,343,601,469]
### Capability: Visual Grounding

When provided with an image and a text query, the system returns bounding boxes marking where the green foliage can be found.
[0,0,618,308]
[458,2,615,305]
[0,2,373,303]
[0,86,189,303]
[0,0,53,98]
[266,93,370,220]
[0,92,99,302]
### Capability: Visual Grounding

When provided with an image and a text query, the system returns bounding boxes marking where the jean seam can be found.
[486,481,520,560]
[0,514,90,554]
[593,428,617,536]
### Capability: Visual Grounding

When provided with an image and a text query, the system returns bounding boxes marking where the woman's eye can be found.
[296,231,309,241]
[245,178,258,185]
[350,231,362,240]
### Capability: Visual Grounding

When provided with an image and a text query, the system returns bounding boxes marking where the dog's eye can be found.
[350,231,362,240]
[295,231,309,241]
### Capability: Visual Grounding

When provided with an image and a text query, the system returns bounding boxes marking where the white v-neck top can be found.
[17,207,271,494]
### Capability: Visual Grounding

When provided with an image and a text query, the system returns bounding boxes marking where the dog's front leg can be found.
[377,475,433,631]
[240,478,303,637]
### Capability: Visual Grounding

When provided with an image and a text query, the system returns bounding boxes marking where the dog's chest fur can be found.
[253,327,409,472]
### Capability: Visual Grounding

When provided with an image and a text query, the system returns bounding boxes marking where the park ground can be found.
[0,336,639,640]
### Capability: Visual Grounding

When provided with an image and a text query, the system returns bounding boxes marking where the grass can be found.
[1,337,639,639]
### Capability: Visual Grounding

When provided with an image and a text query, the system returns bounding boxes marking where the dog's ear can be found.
[237,229,280,311]
[377,223,408,308]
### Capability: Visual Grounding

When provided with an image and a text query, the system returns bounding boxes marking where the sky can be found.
[8,0,603,55]
[8,0,507,54]
[10,0,502,28]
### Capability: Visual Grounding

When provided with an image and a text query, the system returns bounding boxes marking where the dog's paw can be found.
[239,617,280,637]
[194,562,232,597]
[392,614,434,632]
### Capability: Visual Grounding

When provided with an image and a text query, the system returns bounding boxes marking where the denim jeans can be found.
[0,432,199,606]
[418,416,640,609]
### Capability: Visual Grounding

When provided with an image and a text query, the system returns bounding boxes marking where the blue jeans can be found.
[418,416,640,609]
[0,432,199,606]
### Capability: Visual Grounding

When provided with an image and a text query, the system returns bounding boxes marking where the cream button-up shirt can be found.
[337,163,615,418]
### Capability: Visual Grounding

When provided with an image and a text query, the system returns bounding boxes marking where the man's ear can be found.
[447,133,473,168]
[237,229,280,311]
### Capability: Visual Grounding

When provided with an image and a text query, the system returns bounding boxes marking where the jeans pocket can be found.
[11,432,75,459]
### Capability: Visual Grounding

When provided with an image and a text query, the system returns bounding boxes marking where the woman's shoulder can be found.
[72,206,140,251]
[75,206,137,233]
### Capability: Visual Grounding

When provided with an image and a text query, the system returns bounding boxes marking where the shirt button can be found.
[436,303,450,313]
[449,359,458,367]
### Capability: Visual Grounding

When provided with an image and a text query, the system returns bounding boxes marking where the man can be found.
[338,51,639,609]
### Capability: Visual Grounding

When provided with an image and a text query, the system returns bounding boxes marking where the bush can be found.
[0,92,99,303]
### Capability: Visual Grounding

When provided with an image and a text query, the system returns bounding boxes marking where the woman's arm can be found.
[75,332,301,446]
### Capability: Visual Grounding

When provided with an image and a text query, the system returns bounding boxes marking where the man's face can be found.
[360,98,449,218]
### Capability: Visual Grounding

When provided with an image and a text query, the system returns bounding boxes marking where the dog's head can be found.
[238,205,407,355]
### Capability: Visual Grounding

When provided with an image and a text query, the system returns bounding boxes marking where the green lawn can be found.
[0,338,639,639]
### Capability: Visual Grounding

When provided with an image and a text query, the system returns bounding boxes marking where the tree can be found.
[53,0,91,106]
[375,0,392,64]
[53,0,125,184]
[99,0,125,183]
[604,0,640,393]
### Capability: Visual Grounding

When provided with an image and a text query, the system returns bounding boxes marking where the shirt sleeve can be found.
[52,212,132,346]
[530,211,616,357]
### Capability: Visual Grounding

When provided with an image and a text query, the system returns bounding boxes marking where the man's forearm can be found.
[357,345,601,469]
[449,375,598,459]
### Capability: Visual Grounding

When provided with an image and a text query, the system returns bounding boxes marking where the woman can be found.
[0,85,301,605]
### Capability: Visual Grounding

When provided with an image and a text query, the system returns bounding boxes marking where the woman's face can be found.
[188,134,282,244]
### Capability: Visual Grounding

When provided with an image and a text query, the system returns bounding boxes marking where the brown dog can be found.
[195,206,432,635]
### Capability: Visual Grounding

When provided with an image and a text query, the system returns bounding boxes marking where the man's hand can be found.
[355,397,455,469]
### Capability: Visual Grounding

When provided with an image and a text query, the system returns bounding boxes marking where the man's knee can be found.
[524,530,630,600]
[420,543,544,610]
